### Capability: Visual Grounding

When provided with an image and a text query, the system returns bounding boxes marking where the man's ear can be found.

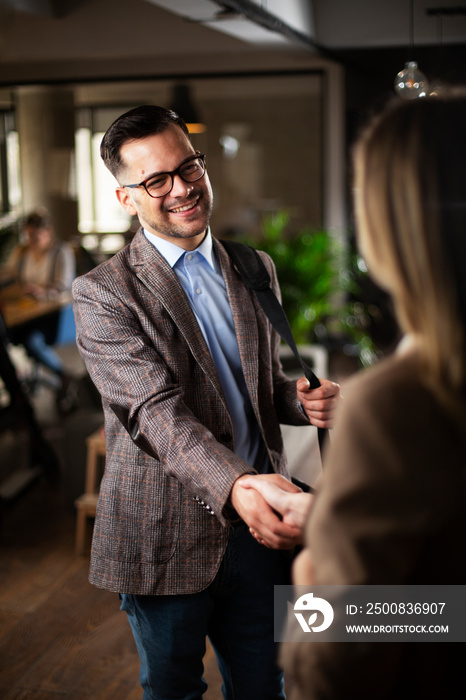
[116,187,138,216]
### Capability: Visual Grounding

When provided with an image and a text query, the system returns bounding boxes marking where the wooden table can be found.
[0,283,72,329]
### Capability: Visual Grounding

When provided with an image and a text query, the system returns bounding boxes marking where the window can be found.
[0,111,21,217]
[75,108,132,241]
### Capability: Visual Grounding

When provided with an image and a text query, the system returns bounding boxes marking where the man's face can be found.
[115,124,213,250]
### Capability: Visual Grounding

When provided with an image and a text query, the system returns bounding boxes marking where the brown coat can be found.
[72,230,308,595]
[281,348,466,700]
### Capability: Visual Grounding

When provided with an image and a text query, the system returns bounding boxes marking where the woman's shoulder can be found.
[342,342,428,411]
[337,340,465,450]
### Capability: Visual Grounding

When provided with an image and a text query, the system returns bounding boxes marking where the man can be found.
[72,105,339,700]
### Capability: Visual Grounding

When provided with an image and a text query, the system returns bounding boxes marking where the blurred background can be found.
[2,0,466,362]
[0,2,465,695]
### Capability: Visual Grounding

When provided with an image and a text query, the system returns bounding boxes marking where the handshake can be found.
[231,473,314,550]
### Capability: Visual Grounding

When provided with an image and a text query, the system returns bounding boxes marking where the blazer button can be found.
[220,432,232,443]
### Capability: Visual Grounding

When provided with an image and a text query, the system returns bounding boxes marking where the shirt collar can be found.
[143,228,216,271]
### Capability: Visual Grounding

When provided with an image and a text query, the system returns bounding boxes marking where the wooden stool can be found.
[74,428,106,556]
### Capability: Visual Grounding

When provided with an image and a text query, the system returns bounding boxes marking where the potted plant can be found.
[237,209,378,369]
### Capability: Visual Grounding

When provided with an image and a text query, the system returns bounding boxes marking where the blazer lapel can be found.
[214,239,260,408]
[129,230,226,402]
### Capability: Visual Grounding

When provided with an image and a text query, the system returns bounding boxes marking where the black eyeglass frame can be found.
[121,152,206,198]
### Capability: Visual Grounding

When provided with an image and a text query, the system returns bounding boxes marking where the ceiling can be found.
[0,0,464,90]
[316,0,466,50]
[2,0,466,49]
[145,0,466,50]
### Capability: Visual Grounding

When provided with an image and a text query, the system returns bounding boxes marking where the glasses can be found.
[122,152,206,198]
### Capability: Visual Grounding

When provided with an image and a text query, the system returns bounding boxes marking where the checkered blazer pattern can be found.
[72,229,309,595]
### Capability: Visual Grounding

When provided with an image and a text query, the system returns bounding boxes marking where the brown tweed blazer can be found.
[281,348,466,700]
[72,229,309,595]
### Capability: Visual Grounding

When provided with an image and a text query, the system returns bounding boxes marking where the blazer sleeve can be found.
[72,269,257,526]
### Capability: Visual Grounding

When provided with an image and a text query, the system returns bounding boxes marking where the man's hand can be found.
[239,475,313,530]
[297,376,340,428]
[229,474,303,549]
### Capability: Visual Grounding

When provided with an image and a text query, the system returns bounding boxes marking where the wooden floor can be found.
[0,478,223,699]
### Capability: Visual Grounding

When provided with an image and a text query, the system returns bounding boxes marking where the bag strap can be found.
[221,239,327,454]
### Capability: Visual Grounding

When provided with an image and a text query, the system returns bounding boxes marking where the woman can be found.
[6,210,77,411]
[243,91,466,698]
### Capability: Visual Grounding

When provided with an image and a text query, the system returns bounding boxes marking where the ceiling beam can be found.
[213,0,318,48]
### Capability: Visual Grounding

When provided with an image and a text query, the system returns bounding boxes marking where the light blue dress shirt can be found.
[144,229,269,472]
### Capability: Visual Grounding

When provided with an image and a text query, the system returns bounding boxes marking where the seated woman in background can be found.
[6,209,77,412]
[241,90,466,699]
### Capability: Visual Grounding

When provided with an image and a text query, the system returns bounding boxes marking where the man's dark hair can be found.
[100,105,190,179]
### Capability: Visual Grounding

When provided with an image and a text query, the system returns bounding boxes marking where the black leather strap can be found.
[221,239,327,454]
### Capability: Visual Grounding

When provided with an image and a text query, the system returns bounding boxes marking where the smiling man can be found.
[116,125,213,245]
[72,105,339,700]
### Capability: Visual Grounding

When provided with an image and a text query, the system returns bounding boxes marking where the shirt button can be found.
[196,288,201,295]
[186,254,193,261]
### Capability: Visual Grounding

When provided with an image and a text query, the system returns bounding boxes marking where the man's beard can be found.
[144,187,213,240]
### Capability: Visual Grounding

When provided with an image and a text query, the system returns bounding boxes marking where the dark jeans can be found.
[120,523,292,700]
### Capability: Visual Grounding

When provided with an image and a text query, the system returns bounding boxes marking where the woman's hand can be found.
[230,474,305,549]
[237,474,314,535]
